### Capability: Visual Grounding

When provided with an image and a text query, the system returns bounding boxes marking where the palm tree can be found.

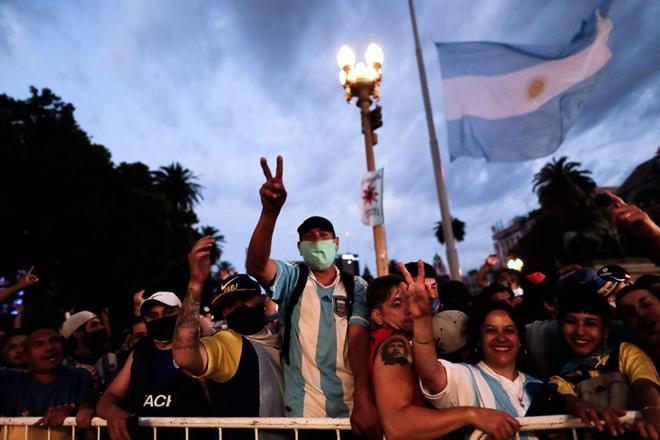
[218,260,236,279]
[532,156,596,216]
[151,163,202,212]
[434,218,466,245]
[515,156,623,272]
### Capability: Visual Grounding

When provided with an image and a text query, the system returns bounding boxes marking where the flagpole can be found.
[408,0,460,280]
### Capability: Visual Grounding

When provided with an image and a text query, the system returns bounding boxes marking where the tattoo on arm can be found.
[380,337,410,366]
[173,287,201,350]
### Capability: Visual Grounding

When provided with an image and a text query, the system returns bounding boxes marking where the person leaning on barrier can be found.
[246,156,379,438]
[367,269,518,440]
[551,285,660,438]
[617,283,660,369]
[172,237,285,440]
[0,328,97,440]
[96,291,212,440]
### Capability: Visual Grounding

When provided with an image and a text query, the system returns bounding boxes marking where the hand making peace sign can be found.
[259,156,287,214]
[398,260,435,320]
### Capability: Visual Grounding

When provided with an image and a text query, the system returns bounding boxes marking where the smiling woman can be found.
[412,302,541,420]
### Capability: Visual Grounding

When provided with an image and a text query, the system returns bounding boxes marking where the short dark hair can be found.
[296,216,335,239]
[633,274,660,289]
[402,261,438,279]
[616,283,660,307]
[366,275,404,310]
[558,285,611,322]
[1,329,29,348]
[479,283,514,302]
[438,280,471,313]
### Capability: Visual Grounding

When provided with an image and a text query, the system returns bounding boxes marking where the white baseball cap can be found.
[432,310,469,355]
[139,291,182,316]
[60,311,97,339]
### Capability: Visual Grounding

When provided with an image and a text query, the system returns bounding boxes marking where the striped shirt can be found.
[272,260,369,417]
[421,360,541,417]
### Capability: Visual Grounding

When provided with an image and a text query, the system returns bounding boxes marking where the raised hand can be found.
[259,156,287,214]
[188,236,215,288]
[398,260,434,319]
[605,191,660,241]
[17,266,39,289]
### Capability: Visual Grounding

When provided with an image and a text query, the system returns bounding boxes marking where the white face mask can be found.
[512,287,524,297]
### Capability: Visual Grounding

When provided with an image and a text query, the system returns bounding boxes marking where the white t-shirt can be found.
[420,360,541,417]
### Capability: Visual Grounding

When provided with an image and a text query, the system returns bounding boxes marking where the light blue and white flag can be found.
[438,3,613,162]
[359,168,384,226]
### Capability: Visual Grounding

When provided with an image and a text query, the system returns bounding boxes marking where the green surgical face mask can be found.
[299,239,338,270]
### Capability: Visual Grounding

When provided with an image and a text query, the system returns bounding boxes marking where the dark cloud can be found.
[2,0,658,272]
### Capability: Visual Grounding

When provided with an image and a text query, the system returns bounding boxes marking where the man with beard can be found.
[0,328,97,440]
[61,310,117,389]
[97,291,211,440]
[173,237,284,440]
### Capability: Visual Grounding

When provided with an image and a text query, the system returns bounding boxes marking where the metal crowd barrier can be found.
[0,412,642,440]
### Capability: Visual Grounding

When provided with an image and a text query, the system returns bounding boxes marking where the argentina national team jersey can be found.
[421,360,542,416]
[272,260,369,417]
[421,360,542,438]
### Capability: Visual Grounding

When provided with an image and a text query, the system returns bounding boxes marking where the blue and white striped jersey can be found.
[272,260,369,417]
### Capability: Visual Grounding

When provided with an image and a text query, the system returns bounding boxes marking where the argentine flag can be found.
[438,3,613,162]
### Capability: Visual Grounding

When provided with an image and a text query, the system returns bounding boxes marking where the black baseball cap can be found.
[597,265,630,283]
[297,216,335,239]
[211,275,261,310]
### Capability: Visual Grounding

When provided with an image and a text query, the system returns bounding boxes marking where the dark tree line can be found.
[0,87,221,331]
[514,157,626,274]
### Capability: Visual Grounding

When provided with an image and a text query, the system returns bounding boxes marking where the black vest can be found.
[125,338,212,440]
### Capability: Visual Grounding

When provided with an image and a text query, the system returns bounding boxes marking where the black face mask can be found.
[226,304,265,335]
[146,315,178,343]
[83,329,108,353]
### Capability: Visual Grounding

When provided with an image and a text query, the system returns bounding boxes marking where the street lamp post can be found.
[337,43,389,276]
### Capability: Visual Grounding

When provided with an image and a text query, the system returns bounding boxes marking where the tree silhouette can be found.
[218,261,236,273]
[434,218,466,244]
[514,157,622,273]
[0,88,216,330]
[152,163,202,212]
[533,156,596,222]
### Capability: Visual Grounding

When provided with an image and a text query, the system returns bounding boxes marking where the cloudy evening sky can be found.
[1,0,659,275]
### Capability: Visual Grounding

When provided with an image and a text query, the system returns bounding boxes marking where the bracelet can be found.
[413,337,434,345]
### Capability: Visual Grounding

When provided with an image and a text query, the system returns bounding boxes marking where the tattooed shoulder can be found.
[380,336,410,366]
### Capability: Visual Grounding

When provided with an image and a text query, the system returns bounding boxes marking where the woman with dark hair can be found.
[403,263,538,439]
[551,285,660,437]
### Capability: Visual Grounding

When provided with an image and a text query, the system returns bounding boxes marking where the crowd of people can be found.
[1,155,660,440]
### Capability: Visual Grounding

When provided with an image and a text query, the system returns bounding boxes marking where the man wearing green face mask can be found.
[247,156,381,439]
